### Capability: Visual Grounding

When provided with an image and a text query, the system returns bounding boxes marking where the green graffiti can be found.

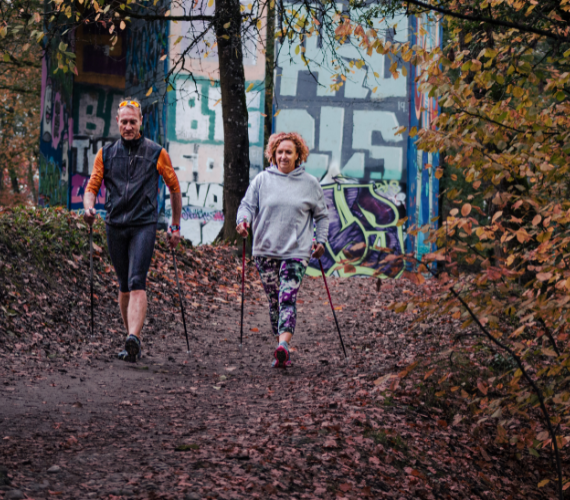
[306,181,405,279]
[168,77,265,147]
[39,154,68,207]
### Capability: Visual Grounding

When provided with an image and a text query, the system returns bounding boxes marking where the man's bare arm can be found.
[170,191,182,226]
[84,192,96,211]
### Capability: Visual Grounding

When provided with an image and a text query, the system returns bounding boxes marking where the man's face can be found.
[117,106,142,140]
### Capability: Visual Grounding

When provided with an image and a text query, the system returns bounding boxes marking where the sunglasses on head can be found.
[119,100,140,108]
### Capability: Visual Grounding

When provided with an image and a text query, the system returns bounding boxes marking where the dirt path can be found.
[0,246,553,500]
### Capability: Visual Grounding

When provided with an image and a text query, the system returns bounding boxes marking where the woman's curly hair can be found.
[264,132,310,166]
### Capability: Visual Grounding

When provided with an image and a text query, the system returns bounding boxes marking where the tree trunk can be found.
[8,165,20,194]
[263,0,275,168]
[216,0,250,241]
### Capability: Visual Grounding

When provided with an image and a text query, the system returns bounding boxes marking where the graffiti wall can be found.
[125,12,170,224]
[275,9,410,277]
[69,84,124,211]
[166,1,266,245]
[406,15,442,261]
[39,41,74,208]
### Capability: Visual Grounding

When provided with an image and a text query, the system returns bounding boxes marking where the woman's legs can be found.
[272,259,307,366]
[255,257,307,366]
[277,258,307,340]
[254,257,280,337]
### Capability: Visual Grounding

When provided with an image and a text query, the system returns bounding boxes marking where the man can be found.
[83,98,182,362]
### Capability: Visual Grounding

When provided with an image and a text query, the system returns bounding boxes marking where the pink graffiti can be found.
[71,174,106,206]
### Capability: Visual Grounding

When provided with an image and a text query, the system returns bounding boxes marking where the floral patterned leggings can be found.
[254,257,308,337]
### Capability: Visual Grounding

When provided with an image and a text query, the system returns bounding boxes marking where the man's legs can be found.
[107,223,156,361]
[118,290,147,338]
[119,291,130,333]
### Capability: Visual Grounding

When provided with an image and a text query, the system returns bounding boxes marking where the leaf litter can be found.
[0,207,560,499]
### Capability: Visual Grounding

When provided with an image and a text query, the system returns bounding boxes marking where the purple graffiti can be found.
[181,206,224,222]
[310,183,405,277]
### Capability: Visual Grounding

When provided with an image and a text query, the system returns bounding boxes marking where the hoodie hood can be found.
[266,164,306,177]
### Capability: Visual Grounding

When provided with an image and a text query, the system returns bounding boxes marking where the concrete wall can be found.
[275,9,410,277]
[165,0,266,244]
[406,14,441,260]
[38,5,440,277]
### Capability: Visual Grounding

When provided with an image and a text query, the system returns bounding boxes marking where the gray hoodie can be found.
[236,165,329,260]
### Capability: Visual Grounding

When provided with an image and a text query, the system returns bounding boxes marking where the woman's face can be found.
[275,140,299,174]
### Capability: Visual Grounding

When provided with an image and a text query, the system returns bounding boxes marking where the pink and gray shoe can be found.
[272,341,291,368]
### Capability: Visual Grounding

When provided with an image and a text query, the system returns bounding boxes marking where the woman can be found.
[236,132,329,368]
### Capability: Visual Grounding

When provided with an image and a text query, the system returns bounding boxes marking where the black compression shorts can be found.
[105,223,157,293]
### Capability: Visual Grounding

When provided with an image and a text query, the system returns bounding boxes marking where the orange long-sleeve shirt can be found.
[86,147,180,196]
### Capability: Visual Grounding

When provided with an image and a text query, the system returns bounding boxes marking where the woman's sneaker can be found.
[272,341,291,368]
[117,334,141,362]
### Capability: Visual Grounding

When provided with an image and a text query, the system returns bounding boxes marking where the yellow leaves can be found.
[512,86,525,98]
[470,59,482,72]
[538,479,550,488]
[461,203,472,216]
[491,211,502,223]
[505,254,515,267]
[146,86,153,96]
[396,216,408,227]
[245,82,254,92]
[256,19,262,30]
[207,0,214,6]
[435,167,444,179]
[223,21,231,29]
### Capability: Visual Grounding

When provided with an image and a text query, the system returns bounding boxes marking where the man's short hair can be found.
[117,97,143,118]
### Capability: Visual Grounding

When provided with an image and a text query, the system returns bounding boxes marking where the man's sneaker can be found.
[272,341,291,368]
[117,334,141,362]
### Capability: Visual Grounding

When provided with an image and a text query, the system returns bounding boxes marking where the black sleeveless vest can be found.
[102,135,163,226]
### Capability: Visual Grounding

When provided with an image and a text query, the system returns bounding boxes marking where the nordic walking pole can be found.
[89,224,94,337]
[171,246,191,354]
[239,237,246,348]
[318,259,348,360]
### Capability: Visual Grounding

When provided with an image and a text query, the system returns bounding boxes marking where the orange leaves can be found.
[536,272,552,282]
[334,20,352,38]
[461,203,472,216]
[477,381,488,396]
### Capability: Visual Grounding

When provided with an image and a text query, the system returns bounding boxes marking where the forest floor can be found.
[0,208,560,500]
